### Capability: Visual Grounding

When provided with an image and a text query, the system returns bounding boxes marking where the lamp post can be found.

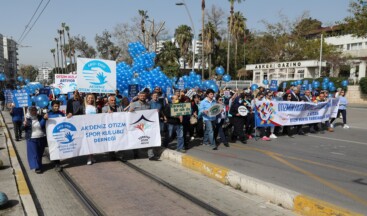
[176,1,196,72]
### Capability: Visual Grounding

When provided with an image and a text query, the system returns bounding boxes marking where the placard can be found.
[12,89,31,108]
[170,103,191,116]
[128,84,139,98]
[55,74,77,94]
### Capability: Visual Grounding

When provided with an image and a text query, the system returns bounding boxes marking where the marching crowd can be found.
[4,84,349,174]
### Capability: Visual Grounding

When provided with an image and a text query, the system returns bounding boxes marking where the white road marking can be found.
[308,134,367,146]
[331,152,345,156]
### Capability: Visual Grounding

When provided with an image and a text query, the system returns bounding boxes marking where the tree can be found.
[156,41,180,77]
[95,30,121,60]
[203,22,221,77]
[18,65,38,81]
[292,17,322,36]
[227,0,243,73]
[50,49,57,73]
[201,0,206,78]
[206,5,226,37]
[229,11,246,71]
[138,10,149,47]
[71,35,97,58]
[54,37,60,73]
[343,0,367,37]
[174,25,193,69]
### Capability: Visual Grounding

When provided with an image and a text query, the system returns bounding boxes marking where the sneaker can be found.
[261,136,271,141]
[190,137,195,141]
[177,149,186,153]
[330,124,334,128]
[35,169,42,174]
[269,134,277,139]
[343,124,349,129]
[87,159,92,165]
[54,164,62,172]
[149,156,160,161]
[327,127,334,132]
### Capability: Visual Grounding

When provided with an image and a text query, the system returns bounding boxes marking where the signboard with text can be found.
[55,74,77,94]
[170,103,191,116]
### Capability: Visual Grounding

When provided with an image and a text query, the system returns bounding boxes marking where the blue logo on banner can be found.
[82,60,111,85]
[69,83,77,91]
[52,122,77,144]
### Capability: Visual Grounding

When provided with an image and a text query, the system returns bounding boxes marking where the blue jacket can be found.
[338,96,348,110]
[24,115,46,140]
[199,98,216,121]
[48,110,65,118]
[10,107,24,122]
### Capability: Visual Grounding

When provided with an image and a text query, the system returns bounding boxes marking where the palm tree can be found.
[201,0,205,79]
[156,41,180,77]
[50,49,57,72]
[227,0,243,74]
[64,25,74,72]
[138,10,149,48]
[58,29,64,72]
[174,25,193,70]
[54,37,60,73]
[229,11,246,71]
[203,22,221,77]
[62,23,68,71]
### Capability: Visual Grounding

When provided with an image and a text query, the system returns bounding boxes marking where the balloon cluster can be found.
[116,41,172,96]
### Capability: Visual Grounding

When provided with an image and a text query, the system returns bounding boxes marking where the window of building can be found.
[254,72,260,83]
[348,42,363,50]
[287,68,295,79]
[297,70,305,79]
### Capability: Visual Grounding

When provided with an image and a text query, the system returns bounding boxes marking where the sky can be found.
[0,0,352,68]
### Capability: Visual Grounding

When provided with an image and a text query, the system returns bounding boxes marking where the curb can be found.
[0,113,38,216]
[161,149,363,216]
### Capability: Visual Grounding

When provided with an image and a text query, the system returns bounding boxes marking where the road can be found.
[185,106,367,214]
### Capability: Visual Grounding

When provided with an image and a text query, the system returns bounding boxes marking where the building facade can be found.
[0,34,18,79]
[247,60,326,85]
[36,65,52,83]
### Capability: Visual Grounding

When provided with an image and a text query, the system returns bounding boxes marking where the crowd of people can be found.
[4,84,349,174]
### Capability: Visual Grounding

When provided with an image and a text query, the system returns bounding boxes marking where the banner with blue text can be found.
[255,99,339,127]
[46,110,161,160]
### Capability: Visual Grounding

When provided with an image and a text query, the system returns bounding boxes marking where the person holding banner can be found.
[23,106,47,174]
[10,104,24,141]
[102,95,126,162]
[290,87,306,135]
[84,94,98,165]
[199,89,217,150]
[130,92,159,161]
[44,100,65,172]
[66,90,84,118]
[264,91,277,139]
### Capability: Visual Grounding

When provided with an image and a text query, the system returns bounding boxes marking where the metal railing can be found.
[217,80,253,89]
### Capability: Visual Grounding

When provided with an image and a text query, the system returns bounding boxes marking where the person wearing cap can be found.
[23,106,47,174]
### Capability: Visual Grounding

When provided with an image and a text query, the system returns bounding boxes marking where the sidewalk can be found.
[1,110,89,216]
[0,117,24,216]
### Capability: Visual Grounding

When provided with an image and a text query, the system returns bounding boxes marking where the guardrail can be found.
[217,80,253,89]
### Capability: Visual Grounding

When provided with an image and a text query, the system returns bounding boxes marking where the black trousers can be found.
[13,121,22,140]
[232,117,246,141]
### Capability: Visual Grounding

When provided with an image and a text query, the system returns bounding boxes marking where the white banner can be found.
[77,58,116,93]
[255,98,339,127]
[55,74,77,94]
[46,110,161,160]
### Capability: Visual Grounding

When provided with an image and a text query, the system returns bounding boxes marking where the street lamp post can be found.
[176,1,196,72]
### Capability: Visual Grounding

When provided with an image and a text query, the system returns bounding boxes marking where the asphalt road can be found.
[185,106,367,214]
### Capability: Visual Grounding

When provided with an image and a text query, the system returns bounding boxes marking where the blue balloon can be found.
[17,76,24,82]
[24,79,30,84]
[329,86,336,92]
[53,88,61,96]
[215,66,225,75]
[0,192,8,206]
[341,80,348,87]
[222,74,231,82]
[16,85,20,89]
[322,84,328,90]
[323,77,329,83]
[35,94,49,108]
[250,84,258,91]
[328,82,334,88]
[312,81,320,88]
[263,79,269,85]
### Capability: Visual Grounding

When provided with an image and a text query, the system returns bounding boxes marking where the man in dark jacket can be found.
[229,93,247,144]
[163,95,184,152]
[10,104,24,141]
